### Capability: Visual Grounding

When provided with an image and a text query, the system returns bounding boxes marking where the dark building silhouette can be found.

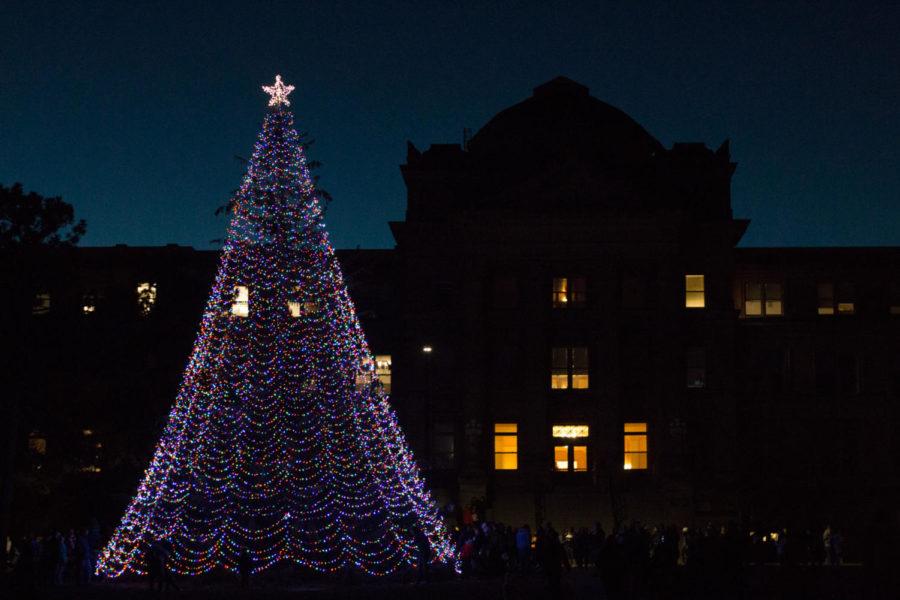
[13,78,900,536]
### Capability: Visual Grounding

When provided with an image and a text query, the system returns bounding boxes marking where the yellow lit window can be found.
[494,423,518,470]
[288,286,318,318]
[375,354,392,393]
[553,278,568,307]
[554,446,568,471]
[552,425,589,438]
[551,347,589,390]
[623,422,648,470]
[817,283,834,315]
[28,432,47,455]
[136,282,157,316]
[232,285,249,317]
[32,292,51,316]
[685,275,705,308]
[836,283,855,314]
[552,425,589,472]
[744,282,783,317]
[82,293,97,315]
[552,277,586,308]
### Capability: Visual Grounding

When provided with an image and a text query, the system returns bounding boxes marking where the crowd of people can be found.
[451,517,852,596]
[0,512,860,596]
[5,522,103,590]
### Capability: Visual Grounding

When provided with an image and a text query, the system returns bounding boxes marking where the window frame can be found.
[743,281,783,317]
[685,274,706,309]
[550,346,590,390]
[552,424,589,473]
[232,285,250,317]
[552,276,587,309]
[623,422,648,471]
[494,423,518,471]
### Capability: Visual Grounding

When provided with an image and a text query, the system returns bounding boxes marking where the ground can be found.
[3,565,879,599]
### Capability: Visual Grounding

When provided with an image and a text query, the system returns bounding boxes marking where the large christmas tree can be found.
[97,76,454,577]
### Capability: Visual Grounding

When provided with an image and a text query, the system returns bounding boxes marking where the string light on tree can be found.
[96,75,455,578]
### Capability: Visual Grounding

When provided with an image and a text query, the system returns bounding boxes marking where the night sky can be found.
[1,2,898,250]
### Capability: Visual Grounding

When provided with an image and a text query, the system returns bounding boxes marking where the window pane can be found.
[375,355,392,393]
[571,374,589,389]
[552,348,568,368]
[686,274,706,308]
[573,446,587,471]
[624,452,648,470]
[551,373,569,389]
[624,422,647,433]
[288,301,302,317]
[817,283,834,315]
[552,425,589,438]
[570,277,587,306]
[494,423,517,434]
[232,285,249,317]
[495,453,518,470]
[494,435,517,453]
[554,446,569,471]
[137,282,157,316]
[745,300,763,316]
[553,277,568,307]
[571,347,589,369]
[624,435,647,452]
[765,283,783,317]
[745,282,762,301]
[551,348,568,389]
[837,302,855,314]
[32,293,51,315]
[686,274,705,292]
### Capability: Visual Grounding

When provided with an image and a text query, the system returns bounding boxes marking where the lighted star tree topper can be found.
[97,75,455,577]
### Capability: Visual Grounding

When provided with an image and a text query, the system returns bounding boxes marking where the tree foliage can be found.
[0,182,87,249]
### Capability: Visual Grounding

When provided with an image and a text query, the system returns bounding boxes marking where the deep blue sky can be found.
[1,2,898,249]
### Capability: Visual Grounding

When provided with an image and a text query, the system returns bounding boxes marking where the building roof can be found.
[466,76,663,170]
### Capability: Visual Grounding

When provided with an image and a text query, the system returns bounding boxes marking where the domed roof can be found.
[467,77,662,169]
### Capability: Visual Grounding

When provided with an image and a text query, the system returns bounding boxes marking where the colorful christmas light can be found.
[96,77,455,577]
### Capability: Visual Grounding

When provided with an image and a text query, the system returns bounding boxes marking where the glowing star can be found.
[262,74,295,107]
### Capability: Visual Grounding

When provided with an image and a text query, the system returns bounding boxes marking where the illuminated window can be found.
[355,357,375,390]
[552,277,586,308]
[836,283,855,314]
[623,422,648,470]
[686,347,706,388]
[32,292,50,316]
[817,283,834,315]
[82,293,97,315]
[552,425,590,438]
[494,423,518,470]
[28,431,47,455]
[890,283,900,315]
[232,285,249,317]
[744,282,783,317]
[288,286,319,317]
[685,275,705,308]
[551,347,589,389]
[375,355,392,393]
[552,425,588,472]
[136,282,157,316]
[818,282,854,315]
[432,422,455,469]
